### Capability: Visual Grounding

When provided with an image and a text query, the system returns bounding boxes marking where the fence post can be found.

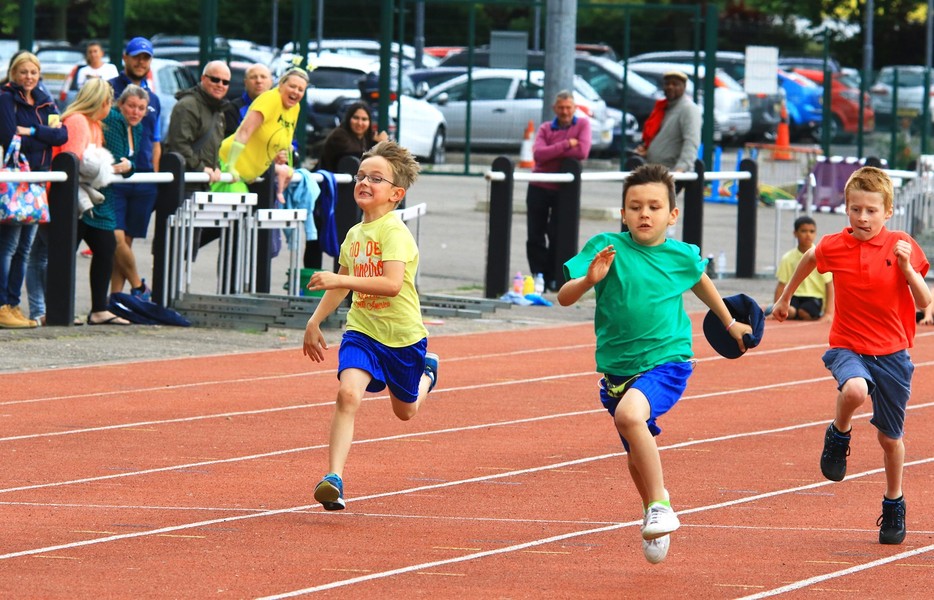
[485,156,514,298]
[333,155,362,272]
[735,158,758,278]
[248,164,276,293]
[682,158,706,249]
[553,158,582,288]
[152,152,185,306]
[46,152,79,326]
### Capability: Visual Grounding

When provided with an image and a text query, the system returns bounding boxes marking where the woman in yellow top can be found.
[219,67,309,200]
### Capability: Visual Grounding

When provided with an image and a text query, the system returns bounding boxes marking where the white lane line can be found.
[254,455,934,598]
[0,344,595,408]
[736,544,934,599]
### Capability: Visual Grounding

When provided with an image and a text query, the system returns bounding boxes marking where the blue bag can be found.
[108,293,192,326]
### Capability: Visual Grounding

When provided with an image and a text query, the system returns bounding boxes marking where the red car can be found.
[793,68,875,140]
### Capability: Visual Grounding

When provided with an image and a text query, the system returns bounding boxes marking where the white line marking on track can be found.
[736,543,934,599]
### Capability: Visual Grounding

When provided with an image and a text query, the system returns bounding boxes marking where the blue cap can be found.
[702,293,765,359]
[125,37,153,57]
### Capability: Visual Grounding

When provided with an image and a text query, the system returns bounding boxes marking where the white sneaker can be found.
[642,502,680,540]
[642,534,670,564]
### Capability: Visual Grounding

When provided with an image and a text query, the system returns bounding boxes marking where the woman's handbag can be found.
[0,135,50,225]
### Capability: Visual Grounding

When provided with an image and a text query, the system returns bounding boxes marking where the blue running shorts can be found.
[599,361,694,451]
[111,182,158,238]
[822,348,914,439]
[338,330,428,403]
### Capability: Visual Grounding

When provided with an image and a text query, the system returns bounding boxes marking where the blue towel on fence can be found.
[284,168,320,242]
[314,169,340,257]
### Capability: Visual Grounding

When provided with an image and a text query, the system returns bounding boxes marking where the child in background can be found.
[302,140,438,511]
[773,166,931,545]
[557,164,752,564]
[771,216,833,321]
[918,284,934,324]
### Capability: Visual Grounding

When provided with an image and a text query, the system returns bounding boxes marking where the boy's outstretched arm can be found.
[303,266,352,362]
[893,239,932,310]
[691,273,753,351]
[557,244,615,306]
[772,247,817,322]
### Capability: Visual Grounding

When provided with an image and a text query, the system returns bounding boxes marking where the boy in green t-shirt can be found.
[770,215,834,321]
[558,164,752,564]
[302,141,438,511]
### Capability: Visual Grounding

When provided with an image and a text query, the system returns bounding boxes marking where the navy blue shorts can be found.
[337,330,428,403]
[111,182,158,238]
[822,348,914,439]
[599,361,694,451]
[791,295,823,318]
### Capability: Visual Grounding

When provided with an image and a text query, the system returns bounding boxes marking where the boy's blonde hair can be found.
[844,166,894,212]
[363,140,420,190]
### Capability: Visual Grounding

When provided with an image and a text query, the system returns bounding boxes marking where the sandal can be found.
[87,313,131,326]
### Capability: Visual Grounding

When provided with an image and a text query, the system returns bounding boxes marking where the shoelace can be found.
[876,503,905,528]
[645,506,668,526]
[824,434,851,458]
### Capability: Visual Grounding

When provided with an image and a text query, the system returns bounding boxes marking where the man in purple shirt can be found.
[526,90,591,291]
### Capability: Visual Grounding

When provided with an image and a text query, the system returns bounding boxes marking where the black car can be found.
[439,49,661,125]
[628,50,783,142]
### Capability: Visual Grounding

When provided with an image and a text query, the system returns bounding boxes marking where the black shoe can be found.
[877,497,906,544]
[820,423,851,481]
[546,280,560,293]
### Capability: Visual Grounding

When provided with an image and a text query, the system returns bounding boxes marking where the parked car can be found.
[439,49,662,126]
[793,68,874,140]
[870,65,934,128]
[58,57,198,139]
[628,50,782,141]
[626,61,752,143]
[777,69,823,140]
[407,66,470,95]
[778,56,842,73]
[300,54,447,163]
[422,68,615,155]
[280,39,440,70]
[35,45,84,91]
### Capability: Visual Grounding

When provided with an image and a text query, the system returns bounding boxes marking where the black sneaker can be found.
[877,497,906,545]
[820,423,851,481]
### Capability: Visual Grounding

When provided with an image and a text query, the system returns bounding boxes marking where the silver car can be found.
[870,65,934,126]
[423,68,615,154]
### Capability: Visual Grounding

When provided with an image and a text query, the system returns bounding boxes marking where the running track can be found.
[1,316,932,598]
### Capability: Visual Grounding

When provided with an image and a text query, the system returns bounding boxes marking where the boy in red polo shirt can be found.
[773,166,931,545]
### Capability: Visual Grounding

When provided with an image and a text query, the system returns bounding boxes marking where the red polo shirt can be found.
[816,227,929,355]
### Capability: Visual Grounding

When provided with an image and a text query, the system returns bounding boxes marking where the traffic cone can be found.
[518,120,535,168]
[773,101,792,161]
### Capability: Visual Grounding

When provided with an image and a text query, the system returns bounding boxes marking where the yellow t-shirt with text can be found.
[218,88,298,182]
[341,211,428,347]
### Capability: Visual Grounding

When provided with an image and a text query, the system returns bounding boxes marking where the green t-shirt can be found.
[564,232,706,375]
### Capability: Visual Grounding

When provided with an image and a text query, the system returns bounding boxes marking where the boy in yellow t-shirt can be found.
[302,141,438,511]
[770,216,834,321]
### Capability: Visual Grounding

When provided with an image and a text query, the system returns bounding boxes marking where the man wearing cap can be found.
[108,37,161,301]
[634,70,701,174]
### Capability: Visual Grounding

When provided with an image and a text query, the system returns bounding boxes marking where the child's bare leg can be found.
[327,368,370,475]
[628,457,650,508]
[389,372,433,421]
[614,389,666,503]
[878,430,905,499]
[834,377,869,433]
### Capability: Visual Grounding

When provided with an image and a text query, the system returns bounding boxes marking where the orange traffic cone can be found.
[518,120,535,168]
[772,101,792,161]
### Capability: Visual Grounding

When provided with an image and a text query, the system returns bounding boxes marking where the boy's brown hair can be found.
[623,163,677,210]
[844,166,894,212]
[362,140,421,191]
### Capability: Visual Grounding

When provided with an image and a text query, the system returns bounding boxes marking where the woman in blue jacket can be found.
[0,51,68,327]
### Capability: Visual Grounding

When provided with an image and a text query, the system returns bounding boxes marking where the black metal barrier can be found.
[46,152,79,327]
[735,158,758,278]
[151,152,185,307]
[681,159,706,250]
[248,164,276,292]
[484,157,582,299]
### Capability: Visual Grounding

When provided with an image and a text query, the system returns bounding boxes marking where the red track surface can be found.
[2,316,933,598]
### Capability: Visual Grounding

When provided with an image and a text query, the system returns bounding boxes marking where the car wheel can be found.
[428,127,446,164]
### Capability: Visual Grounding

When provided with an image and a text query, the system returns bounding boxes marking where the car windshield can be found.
[308,67,365,90]
[882,69,926,87]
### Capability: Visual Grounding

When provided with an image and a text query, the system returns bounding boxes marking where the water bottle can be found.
[717,250,727,279]
[705,254,715,278]
[513,271,524,294]
[534,273,545,295]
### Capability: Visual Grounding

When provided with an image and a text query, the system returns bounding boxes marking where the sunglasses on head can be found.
[205,75,230,86]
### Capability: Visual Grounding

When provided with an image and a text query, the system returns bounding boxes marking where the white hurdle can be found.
[249,208,308,295]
